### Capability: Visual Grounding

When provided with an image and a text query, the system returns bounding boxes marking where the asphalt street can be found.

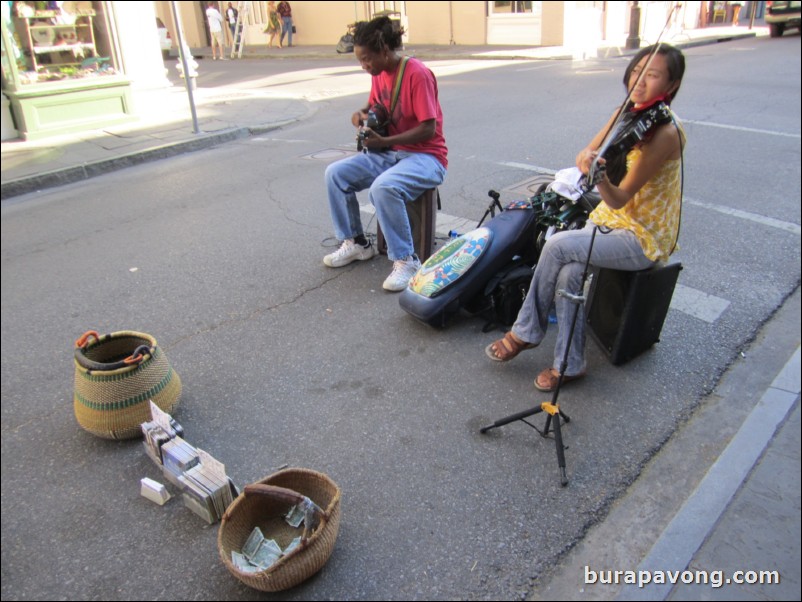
[1,34,800,601]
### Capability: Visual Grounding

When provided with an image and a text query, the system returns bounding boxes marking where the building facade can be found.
[155,1,711,51]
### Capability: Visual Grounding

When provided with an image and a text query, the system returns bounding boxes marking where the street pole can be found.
[626,1,642,50]
[170,0,200,135]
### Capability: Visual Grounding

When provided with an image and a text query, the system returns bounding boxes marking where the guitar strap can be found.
[389,56,409,120]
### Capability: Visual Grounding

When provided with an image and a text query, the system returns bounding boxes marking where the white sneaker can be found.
[382,256,421,292]
[323,239,375,268]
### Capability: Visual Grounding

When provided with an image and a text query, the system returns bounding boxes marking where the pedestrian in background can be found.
[226,2,239,45]
[206,2,226,60]
[264,1,282,48]
[731,0,745,26]
[277,0,294,47]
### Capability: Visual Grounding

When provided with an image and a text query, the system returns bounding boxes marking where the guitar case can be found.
[399,202,537,328]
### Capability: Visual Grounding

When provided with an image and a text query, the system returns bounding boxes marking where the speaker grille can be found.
[586,263,682,365]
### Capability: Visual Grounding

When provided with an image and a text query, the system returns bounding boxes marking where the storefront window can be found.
[491,1,533,14]
[2,1,119,87]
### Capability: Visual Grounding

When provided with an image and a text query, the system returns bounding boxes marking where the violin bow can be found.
[587,2,681,187]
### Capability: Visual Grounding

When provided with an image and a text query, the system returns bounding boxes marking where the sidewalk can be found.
[1,24,765,200]
[530,289,800,601]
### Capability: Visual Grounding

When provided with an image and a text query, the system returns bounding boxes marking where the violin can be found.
[595,98,675,186]
[604,99,673,161]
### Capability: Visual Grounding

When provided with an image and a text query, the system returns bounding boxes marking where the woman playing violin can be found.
[485,44,686,393]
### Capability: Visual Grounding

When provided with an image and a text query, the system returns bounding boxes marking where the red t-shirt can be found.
[368,57,448,169]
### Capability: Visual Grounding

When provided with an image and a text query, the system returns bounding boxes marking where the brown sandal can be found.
[534,367,586,392]
[485,332,536,362]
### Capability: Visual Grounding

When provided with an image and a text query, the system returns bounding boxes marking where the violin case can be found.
[399,202,537,328]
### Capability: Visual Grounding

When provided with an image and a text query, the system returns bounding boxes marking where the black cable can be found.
[670,115,684,255]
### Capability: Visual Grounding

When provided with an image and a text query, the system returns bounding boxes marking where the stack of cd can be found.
[141,416,184,466]
[139,403,238,524]
[161,437,200,487]
[179,460,236,524]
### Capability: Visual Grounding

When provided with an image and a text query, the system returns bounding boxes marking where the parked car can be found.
[765,0,801,37]
[156,17,173,58]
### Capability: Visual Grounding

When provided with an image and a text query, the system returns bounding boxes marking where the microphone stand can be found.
[480,225,598,487]
[477,190,505,227]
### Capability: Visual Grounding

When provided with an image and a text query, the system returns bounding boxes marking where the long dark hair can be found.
[623,43,685,104]
[353,16,405,52]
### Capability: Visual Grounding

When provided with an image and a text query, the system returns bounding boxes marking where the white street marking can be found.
[685,198,801,236]
[682,119,801,139]
[670,284,731,324]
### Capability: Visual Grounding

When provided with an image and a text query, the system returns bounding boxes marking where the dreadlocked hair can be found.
[353,16,405,52]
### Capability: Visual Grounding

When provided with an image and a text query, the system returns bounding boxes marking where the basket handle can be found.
[75,330,99,348]
[123,345,153,365]
[74,340,154,371]
[242,484,328,542]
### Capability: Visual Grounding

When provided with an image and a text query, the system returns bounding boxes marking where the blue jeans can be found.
[281,16,293,45]
[511,223,655,376]
[325,150,446,261]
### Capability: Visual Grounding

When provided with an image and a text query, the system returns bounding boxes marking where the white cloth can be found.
[549,167,590,201]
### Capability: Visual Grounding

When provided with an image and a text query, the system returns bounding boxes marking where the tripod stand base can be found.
[481,226,597,487]
[480,402,570,433]
[481,401,570,486]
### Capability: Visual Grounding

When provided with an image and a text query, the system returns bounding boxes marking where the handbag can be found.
[336,32,354,53]
[291,25,296,34]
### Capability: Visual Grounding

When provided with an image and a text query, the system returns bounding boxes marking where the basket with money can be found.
[73,330,181,439]
[217,468,341,591]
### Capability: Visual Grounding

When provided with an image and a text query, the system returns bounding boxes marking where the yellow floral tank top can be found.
[589,124,686,262]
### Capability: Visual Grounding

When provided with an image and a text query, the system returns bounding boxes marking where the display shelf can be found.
[31,43,95,54]
[20,12,97,73]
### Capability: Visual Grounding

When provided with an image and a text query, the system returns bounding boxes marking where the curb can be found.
[0,121,295,200]
[182,31,759,62]
[669,29,757,50]
[617,348,800,601]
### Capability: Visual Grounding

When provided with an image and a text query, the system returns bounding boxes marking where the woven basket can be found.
[218,468,341,592]
[73,330,182,440]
